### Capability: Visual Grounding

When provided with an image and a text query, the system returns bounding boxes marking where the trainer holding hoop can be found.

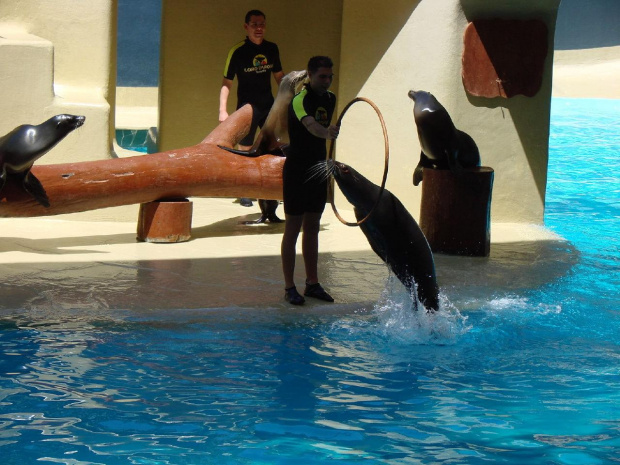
[280,56,339,306]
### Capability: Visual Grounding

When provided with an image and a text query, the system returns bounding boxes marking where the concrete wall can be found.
[336,0,561,224]
[7,0,613,225]
[0,0,117,163]
[158,0,343,151]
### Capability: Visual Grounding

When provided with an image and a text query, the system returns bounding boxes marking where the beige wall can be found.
[337,0,561,224]
[158,0,343,151]
[159,0,563,224]
[0,0,117,163]
[2,0,589,226]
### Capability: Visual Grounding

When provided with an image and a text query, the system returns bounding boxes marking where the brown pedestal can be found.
[419,167,494,256]
[137,199,193,243]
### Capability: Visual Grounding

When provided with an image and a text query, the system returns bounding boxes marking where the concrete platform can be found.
[0,198,574,315]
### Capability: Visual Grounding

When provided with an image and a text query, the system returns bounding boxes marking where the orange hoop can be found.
[327,97,389,227]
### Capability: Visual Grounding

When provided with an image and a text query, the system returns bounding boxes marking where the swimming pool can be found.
[0,98,618,464]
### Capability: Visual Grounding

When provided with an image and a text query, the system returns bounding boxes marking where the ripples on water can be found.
[1,98,619,464]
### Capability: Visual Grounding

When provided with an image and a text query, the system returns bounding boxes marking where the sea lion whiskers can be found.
[304,160,334,183]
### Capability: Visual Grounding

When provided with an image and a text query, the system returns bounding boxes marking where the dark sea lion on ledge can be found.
[218,70,307,157]
[0,114,85,207]
[408,90,480,186]
[324,160,439,312]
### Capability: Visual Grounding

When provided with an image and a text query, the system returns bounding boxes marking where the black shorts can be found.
[237,104,270,147]
[282,161,328,216]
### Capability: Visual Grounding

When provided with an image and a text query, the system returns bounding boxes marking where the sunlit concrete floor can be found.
[0,198,575,314]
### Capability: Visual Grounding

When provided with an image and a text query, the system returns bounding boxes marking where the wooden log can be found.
[0,105,285,218]
[137,199,193,243]
[419,167,494,257]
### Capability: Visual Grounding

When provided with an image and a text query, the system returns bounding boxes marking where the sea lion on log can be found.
[0,114,85,207]
[218,70,307,157]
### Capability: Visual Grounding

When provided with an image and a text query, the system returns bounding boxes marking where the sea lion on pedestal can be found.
[408,90,480,186]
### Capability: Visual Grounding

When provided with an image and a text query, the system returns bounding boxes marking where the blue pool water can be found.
[1,98,619,464]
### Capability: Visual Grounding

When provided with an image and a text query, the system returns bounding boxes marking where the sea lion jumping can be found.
[324,160,439,311]
[218,69,307,157]
[408,90,480,186]
[0,114,85,207]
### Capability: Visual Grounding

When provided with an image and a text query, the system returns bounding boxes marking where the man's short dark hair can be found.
[245,10,265,24]
[308,56,333,74]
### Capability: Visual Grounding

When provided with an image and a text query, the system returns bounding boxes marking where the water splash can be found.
[372,276,470,345]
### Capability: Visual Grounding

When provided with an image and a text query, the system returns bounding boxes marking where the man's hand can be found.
[327,125,339,140]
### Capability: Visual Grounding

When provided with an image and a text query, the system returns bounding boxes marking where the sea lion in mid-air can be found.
[218,69,307,157]
[0,114,85,207]
[408,90,480,186]
[324,160,439,312]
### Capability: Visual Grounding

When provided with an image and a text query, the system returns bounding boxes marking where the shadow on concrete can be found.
[0,236,578,315]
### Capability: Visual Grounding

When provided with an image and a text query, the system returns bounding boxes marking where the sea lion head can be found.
[327,160,380,214]
[407,90,444,122]
[0,114,86,172]
[281,69,308,93]
[52,114,86,136]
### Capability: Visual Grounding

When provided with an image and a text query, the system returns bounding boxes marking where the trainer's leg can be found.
[301,212,322,285]
[281,214,304,289]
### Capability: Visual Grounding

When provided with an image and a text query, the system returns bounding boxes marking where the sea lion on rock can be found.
[326,160,439,311]
[408,90,480,186]
[0,114,85,207]
[218,70,307,157]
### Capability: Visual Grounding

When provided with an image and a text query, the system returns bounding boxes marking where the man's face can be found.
[244,15,266,43]
[309,67,334,95]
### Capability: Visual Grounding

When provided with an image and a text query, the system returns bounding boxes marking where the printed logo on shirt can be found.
[253,54,268,67]
[315,107,329,126]
[244,54,274,74]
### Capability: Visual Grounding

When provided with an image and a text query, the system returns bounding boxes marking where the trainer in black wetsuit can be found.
[283,84,336,215]
[219,9,284,211]
[280,56,339,306]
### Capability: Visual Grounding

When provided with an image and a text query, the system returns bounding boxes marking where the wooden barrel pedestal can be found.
[419,167,494,256]
[137,199,193,243]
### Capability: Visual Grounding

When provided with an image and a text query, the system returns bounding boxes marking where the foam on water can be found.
[372,276,470,345]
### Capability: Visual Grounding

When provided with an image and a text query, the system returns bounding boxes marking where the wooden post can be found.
[419,167,494,256]
[137,199,193,243]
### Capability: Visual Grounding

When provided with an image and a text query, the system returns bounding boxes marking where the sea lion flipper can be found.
[22,171,50,207]
[0,168,6,193]
[413,156,425,186]
[217,145,260,157]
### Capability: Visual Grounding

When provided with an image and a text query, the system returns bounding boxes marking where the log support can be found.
[137,199,193,243]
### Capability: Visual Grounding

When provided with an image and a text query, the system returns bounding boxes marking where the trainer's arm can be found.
[273,70,285,86]
[219,78,233,122]
[302,117,339,140]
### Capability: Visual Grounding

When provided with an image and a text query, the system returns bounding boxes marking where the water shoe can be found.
[304,282,334,302]
[285,286,305,305]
